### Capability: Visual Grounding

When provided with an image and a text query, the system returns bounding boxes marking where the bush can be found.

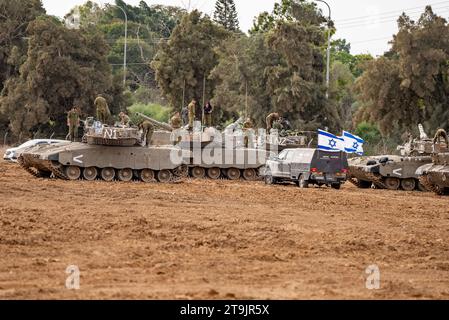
[127,103,171,124]
[355,122,399,156]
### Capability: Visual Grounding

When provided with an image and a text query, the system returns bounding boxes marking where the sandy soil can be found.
[1,158,449,300]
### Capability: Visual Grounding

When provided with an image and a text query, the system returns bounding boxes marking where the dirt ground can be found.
[1,151,449,300]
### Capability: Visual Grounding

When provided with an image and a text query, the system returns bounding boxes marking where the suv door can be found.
[274,150,289,177]
[279,150,293,177]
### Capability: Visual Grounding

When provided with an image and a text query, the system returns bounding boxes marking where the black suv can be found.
[264,148,349,189]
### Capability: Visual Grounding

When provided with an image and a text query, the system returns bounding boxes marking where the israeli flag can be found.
[343,131,365,155]
[318,129,345,152]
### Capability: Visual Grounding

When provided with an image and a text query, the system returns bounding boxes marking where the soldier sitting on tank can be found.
[119,112,131,127]
[139,120,155,147]
[170,112,182,130]
[94,95,111,124]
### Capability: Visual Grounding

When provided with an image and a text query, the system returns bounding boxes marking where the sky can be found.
[42,0,449,56]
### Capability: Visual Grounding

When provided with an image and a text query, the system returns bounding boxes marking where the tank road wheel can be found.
[243,168,257,181]
[157,170,173,183]
[140,169,155,183]
[118,168,133,182]
[101,167,116,182]
[384,177,400,190]
[65,166,81,180]
[191,166,206,179]
[207,167,221,180]
[401,178,416,192]
[83,167,98,181]
[226,168,241,180]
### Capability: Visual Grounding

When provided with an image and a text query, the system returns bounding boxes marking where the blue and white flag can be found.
[343,131,365,155]
[318,129,345,152]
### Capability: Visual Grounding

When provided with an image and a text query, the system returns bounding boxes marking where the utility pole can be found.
[202,75,206,126]
[315,0,331,99]
[245,80,248,118]
[111,4,128,88]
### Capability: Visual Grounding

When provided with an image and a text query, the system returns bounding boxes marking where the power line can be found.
[335,1,449,23]
[350,37,393,45]
[337,7,449,29]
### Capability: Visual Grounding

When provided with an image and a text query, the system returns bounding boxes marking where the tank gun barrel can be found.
[136,113,173,132]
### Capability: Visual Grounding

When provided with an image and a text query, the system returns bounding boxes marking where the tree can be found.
[213,0,239,32]
[0,17,115,138]
[0,0,45,92]
[211,34,277,126]
[151,10,228,110]
[0,0,45,132]
[355,6,449,137]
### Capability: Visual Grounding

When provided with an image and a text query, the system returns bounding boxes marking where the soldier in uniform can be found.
[266,112,280,132]
[139,120,154,147]
[204,101,214,127]
[242,118,254,148]
[66,107,80,142]
[170,112,182,130]
[187,99,197,130]
[94,96,111,124]
[119,112,131,127]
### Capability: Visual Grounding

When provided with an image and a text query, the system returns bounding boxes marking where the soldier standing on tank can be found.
[94,95,111,124]
[242,117,254,148]
[67,107,80,142]
[139,120,154,147]
[187,99,197,130]
[266,113,280,132]
[204,101,214,127]
[119,112,131,127]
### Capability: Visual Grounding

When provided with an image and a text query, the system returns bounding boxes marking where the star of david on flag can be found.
[343,131,365,156]
[317,129,345,152]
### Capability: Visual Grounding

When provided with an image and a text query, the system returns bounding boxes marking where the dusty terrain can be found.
[1,153,449,300]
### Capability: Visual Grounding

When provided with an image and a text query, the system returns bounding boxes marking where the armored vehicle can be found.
[348,125,435,191]
[18,122,188,183]
[180,129,270,181]
[416,129,449,195]
[264,148,348,189]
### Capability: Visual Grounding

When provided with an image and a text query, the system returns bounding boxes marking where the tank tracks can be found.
[17,156,48,178]
[348,177,363,188]
[47,162,69,180]
[348,173,387,189]
[419,174,446,195]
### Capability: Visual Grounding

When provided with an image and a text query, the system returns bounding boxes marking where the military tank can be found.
[348,125,435,191]
[180,126,270,181]
[416,129,449,195]
[18,121,188,183]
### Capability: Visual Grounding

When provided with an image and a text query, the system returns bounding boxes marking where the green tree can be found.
[0,0,45,92]
[151,10,229,110]
[355,6,449,137]
[211,34,277,126]
[213,0,239,32]
[0,17,115,138]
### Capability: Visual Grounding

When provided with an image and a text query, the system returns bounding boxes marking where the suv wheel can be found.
[265,168,275,185]
[298,174,309,189]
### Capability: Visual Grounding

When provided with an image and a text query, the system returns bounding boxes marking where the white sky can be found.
[42,0,449,56]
